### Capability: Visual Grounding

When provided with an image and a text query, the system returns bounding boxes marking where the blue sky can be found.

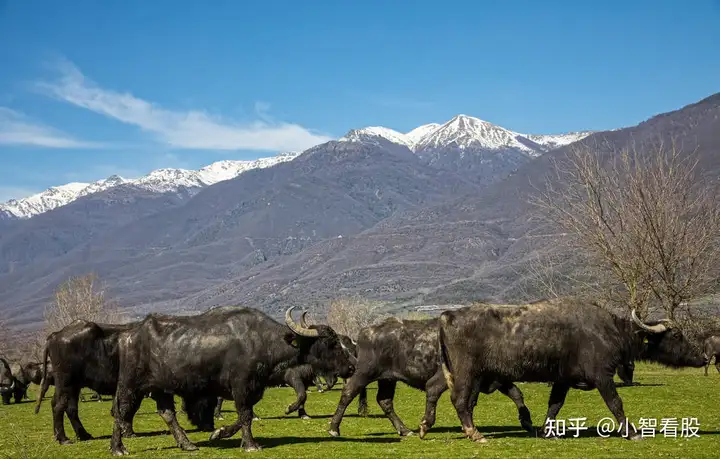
[1,0,719,202]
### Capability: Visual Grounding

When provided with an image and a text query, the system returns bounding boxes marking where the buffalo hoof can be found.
[58,439,73,446]
[465,430,487,443]
[252,416,261,421]
[358,407,369,417]
[521,420,534,432]
[399,429,414,437]
[111,446,129,456]
[209,429,223,441]
[419,422,429,439]
[181,443,199,451]
[244,444,262,452]
[77,433,94,441]
[328,429,340,437]
[300,415,311,420]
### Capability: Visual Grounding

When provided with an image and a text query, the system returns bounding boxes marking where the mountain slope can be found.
[0,140,483,326]
[0,153,299,219]
[173,92,720,315]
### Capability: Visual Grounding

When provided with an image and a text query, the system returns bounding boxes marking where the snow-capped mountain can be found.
[339,114,594,185]
[339,114,593,156]
[2,114,593,220]
[0,152,300,219]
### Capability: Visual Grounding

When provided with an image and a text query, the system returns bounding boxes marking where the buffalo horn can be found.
[285,306,319,337]
[631,309,668,333]
[300,311,310,328]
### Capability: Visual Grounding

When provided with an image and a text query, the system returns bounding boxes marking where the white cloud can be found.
[0,107,100,148]
[36,59,334,152]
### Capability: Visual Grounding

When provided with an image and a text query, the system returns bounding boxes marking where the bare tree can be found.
[531,136,720,320]
[44,272,124,333]
[325,296,391,340]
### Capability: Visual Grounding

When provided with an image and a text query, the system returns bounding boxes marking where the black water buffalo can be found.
[109,305,356,455]
[0,357,16,404]
[328,316,533,439]
[437,299,709,443]
[215,363,331,421]
[703,335,720,376]
[35,319,216,445]
[214,313,359,418]
[7,361,45,401]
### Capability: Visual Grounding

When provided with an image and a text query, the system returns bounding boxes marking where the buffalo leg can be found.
[51,390,73,445]
[449,374,487,443]
[326,374,338,390]
[314,377,325,393]
[358,386,369,416]
[328,374,374,436]
[498,383,533,432]
[155,394,198,451]
[1,392,10,405]
[715,357,720,374]
[214,397,224,420]
[209,387,263,452]
[376,379,412,436]
[112,395,140,438]
[419,371,448,439]
[66,388,93,441]
[540,382,570,438]
[596,378,640,440]
[705,361,710,376]
[285,374,310,419]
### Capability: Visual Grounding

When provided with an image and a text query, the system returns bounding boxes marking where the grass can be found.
[1,363,719,458]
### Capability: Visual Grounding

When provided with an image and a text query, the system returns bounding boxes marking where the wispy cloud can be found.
[0,107,101,148]
[36,59,334,152]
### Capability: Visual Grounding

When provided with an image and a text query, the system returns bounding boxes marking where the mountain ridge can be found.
[2,114,591,219]
[0,152,300,219]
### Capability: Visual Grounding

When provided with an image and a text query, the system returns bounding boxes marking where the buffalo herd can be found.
[1,298,716,455]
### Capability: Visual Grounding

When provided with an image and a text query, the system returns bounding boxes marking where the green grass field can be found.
[1,363,718,458]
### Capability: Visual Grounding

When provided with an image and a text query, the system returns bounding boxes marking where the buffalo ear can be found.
[283,332,300,348]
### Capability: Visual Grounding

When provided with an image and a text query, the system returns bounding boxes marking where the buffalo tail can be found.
[34,340,50,415]
[438,316,454,391]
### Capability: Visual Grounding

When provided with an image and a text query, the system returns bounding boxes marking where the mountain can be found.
[2,116,588,219]
[0,152,300,219]
[4,94,713,329]
[340,115,593,184]
[340,115,592,155]
[0,139,483,326]
[165,93,720,315]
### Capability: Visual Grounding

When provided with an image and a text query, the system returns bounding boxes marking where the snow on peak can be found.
[339,115,592,158]
[0,152,301,219]
[405,123,441,145]
[414,114,536,153]
[525,131,594,150]
[339,127,414,148]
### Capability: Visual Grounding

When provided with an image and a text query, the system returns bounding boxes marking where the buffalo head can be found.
[285,307,355,378]
[0,358,15,396]
[631,310,708,368]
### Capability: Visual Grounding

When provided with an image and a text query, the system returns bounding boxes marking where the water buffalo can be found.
[703,335,720,376]
[109,305,356,455]
[328,316,533,439]
[438,299,709,443]
[35,319,215,445]
[7,361,45,401]
[0,357,16,404]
